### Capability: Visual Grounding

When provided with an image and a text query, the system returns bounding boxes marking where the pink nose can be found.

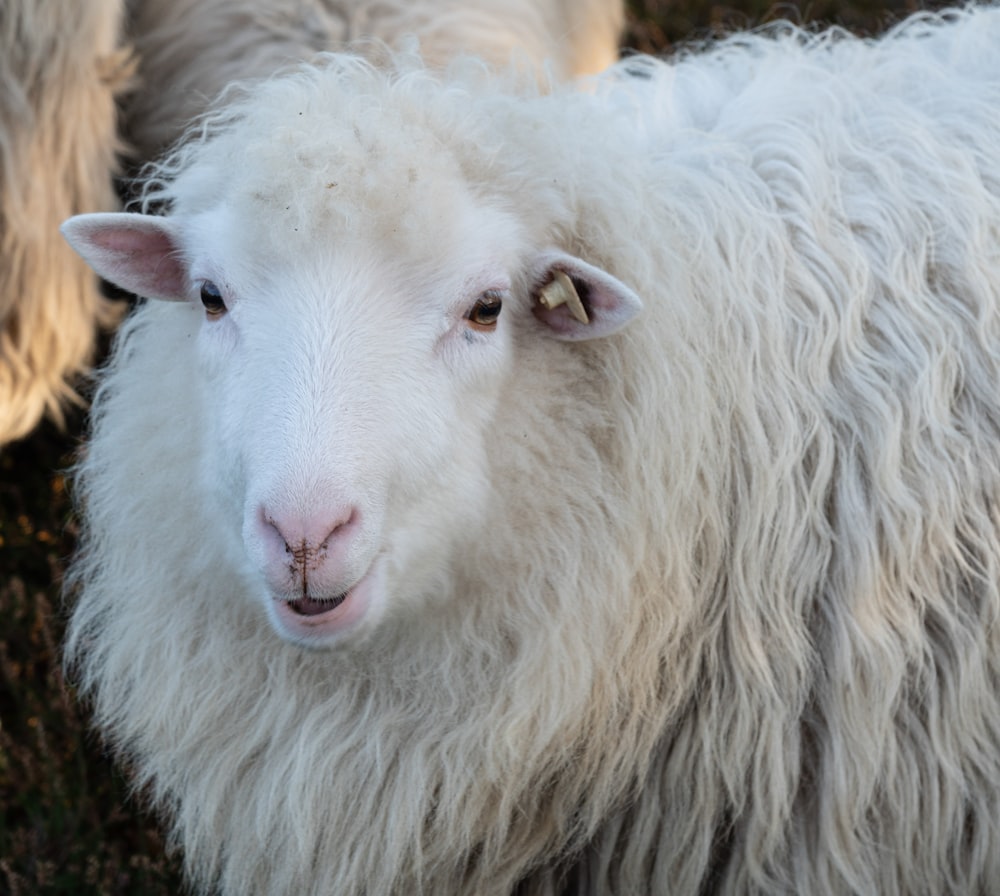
[254,504,360,599]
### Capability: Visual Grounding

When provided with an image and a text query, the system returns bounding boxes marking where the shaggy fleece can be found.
[0,0,129,442]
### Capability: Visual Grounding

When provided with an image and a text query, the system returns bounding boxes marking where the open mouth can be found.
[287,592,348,617]
[268,565,379,646]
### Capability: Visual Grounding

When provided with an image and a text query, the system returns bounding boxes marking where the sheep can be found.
[122,0,625,160]
[0,0,130,443]
[0,0,623,446]
[61,6,1000,895]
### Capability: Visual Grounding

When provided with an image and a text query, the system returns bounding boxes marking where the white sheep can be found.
[62,7,1000,895]
[0,0,622,445]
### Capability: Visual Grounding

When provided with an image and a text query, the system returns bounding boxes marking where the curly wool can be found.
[68,7,1000,895]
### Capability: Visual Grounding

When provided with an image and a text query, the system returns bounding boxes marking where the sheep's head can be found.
[61,65,642,649]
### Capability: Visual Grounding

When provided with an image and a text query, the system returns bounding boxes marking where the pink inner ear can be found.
[62,213,190,301]
[99,222,187,299]
[531,252,643,342]
[532,288,584,336]
[96,227,174,255]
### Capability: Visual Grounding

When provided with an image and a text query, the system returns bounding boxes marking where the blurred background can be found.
[0,0,952,892]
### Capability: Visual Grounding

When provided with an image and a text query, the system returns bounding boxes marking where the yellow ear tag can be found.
[537,270,589,324]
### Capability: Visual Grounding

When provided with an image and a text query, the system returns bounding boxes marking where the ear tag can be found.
[537,270,589,324]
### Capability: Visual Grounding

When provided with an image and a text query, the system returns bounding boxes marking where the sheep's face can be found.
[61,117,641,649]
[184,184,529,649]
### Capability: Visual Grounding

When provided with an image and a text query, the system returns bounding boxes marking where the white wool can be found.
[66,7,1000,895]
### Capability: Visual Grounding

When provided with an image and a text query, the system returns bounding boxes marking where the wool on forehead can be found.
[157,58,508,222]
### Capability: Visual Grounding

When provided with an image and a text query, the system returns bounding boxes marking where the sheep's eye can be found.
[200,281,226,317]
[465,292,503,331]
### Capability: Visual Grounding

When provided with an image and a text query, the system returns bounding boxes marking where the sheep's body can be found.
[64,7,1000,895]
[123,0,624,159]
[0,0,129,442]
[0,0,622,445]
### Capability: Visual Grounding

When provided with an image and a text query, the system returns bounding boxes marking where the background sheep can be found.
[59,5,1000,895]
[0,0,623,447]
[0,0,130,444]
[123,0,625,160]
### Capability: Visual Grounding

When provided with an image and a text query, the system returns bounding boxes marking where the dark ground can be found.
[0,1,945,892]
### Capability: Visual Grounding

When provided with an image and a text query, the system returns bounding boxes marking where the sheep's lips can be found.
[288,593,347,616]
[270,567,375,643]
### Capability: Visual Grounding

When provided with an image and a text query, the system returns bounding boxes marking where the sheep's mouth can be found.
[287,592,348,617]
[268,561,380,647]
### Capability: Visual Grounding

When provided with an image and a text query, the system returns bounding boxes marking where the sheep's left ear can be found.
[530,251,642,341]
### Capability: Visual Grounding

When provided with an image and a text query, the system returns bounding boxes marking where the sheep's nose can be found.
[253,504,361,599]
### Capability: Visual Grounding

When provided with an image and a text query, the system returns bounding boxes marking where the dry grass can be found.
[1,415,185,894]
[0,413,186,894]
[0,1,932,891]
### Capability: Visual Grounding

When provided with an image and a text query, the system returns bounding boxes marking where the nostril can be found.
[259,505,360,563]
[320,507,358,550]
[247,500,368,601]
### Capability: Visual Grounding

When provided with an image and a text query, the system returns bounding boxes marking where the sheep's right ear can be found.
[60,212,188,301]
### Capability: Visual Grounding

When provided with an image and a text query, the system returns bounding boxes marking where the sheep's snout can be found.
[247,501,381,646]
[260,506,358,597]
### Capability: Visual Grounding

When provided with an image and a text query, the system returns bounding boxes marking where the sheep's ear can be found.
[60,212,188,301]
[530,251,642,341]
